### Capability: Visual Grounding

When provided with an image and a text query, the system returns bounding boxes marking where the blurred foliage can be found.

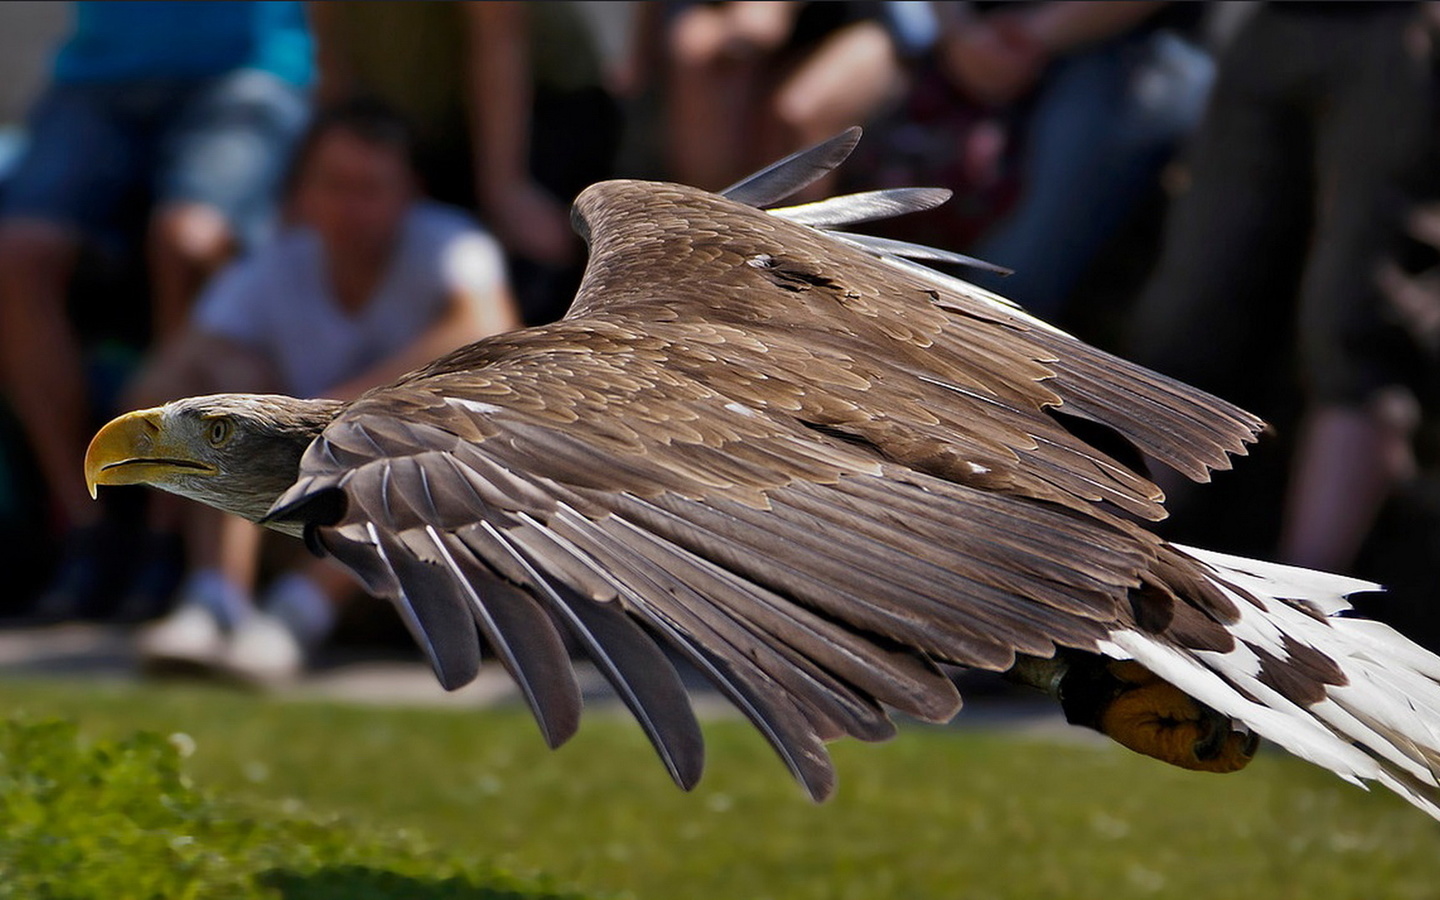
[2,678,1440,899]
[0,716,588,900]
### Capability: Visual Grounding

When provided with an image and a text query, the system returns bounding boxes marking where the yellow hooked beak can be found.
[84,407,217,499]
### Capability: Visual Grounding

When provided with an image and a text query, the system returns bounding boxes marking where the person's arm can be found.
[937,15,1047,107]
[127,257,287,405]
[1378,203,1440,354]
[718,1,804,60]
[937,0,1165,108]
[1006,1,1166,56]
[463,1,577,266]
[127,331,283,408]
[610,0,664,98]
[323,290,518,401]
[307,1,358,105]
[325,233,522,401]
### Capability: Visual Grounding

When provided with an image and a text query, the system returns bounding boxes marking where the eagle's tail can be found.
[1101,545,1440,820]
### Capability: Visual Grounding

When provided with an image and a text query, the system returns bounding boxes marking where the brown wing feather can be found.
[562,180,1263,494]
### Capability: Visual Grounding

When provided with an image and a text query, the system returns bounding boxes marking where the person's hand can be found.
[485,180,579,266]
[939,17,1047,107]
[1379,203,1440,353]
[723,1,799,58]
[672,1,798,64]
[1380,259,1440,352]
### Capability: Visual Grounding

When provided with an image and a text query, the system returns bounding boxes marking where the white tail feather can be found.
[1102,545,1440,819]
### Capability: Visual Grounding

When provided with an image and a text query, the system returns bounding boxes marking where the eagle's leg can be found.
[1006,654,1260,773]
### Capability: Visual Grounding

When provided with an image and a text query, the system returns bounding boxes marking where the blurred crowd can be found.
[2,1,1440,684]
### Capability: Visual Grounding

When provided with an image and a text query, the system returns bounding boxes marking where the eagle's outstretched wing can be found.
[265,131,1440,813]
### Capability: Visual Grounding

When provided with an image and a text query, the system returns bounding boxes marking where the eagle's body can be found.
[88,131,1440,816]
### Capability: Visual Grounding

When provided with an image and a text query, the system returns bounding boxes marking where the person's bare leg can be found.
[769,20,905,200]
[666,5,770,190]
[1278,394,1417,572]
[266,559,355,647]
[305,558,360,608]
[132,328,284,660]
[168,505,261,602]
[213,511,264,596]
[0,219,94,530]
[135,504,260,665]
[133,505,260,625]
[125,331,283,411]
[126,332,281,620]
[219,555,354,684]
[250,557,356,646]
[147,202,233,341]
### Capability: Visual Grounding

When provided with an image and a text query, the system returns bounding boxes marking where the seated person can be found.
[0,1,311,616]
[127,100,521,682]
[309,1,621,324]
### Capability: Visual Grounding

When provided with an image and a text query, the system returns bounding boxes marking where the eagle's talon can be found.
[1193,713,1228,761]
[1241,728,1261,758]
[1092,668,1256,774]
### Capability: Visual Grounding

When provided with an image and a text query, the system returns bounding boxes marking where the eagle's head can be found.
[85,394,344,531]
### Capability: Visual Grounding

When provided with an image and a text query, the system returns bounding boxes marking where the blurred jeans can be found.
[1,68,309,250]
[967,30,1215,320]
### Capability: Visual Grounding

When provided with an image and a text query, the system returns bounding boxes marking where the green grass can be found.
[0,714,583,900]
[1,677,1438,899]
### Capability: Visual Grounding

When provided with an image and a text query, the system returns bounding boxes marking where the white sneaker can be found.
[219,612,306,687]
[136,604,226,674]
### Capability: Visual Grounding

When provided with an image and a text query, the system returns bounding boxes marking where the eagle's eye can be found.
[205,417,233,448]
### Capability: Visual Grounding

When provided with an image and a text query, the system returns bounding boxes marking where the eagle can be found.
[86,129,1440,817]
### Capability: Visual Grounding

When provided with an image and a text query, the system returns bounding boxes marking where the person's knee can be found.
[669,7,739,70]
[1363,385,1421,436]
[122,354,188,411]
[124,331,274,410]
[771,23,899,139]
[771,80,821,137]
[0,220,77,295]
[150,203,234,271]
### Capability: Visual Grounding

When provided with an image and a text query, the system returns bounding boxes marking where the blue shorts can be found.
[0,69,308,249]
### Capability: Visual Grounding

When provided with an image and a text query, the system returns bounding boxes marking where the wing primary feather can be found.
[826,231,1014,275]
[720,127,861,208]
[769,188,952,227]
[617,588,839,802]
[547,506,838,800]
[377,461,395,528]
[595,498,960,722]
[421,525,581,748]
[475,518,706,791]
[586,511,897,742]
[362,522,481,690]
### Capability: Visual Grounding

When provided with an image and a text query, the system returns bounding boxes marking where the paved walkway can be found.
[0,621,1089,741]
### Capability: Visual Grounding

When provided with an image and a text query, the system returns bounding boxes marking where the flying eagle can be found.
[86,130,1440,817]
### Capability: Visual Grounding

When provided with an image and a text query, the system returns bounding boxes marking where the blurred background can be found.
[1,0,1440,688]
